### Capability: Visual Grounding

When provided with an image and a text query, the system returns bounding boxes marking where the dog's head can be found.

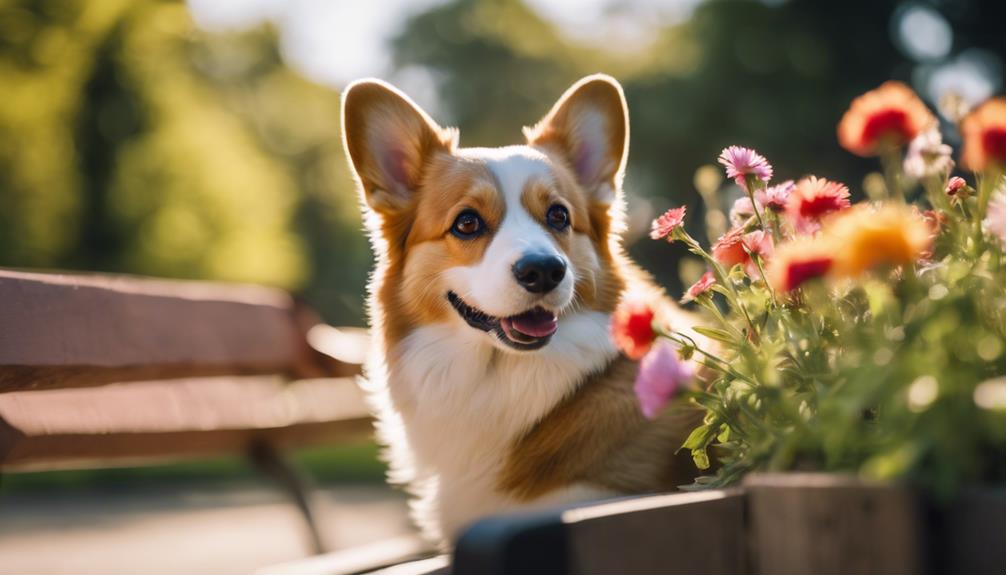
[342,75,629,352]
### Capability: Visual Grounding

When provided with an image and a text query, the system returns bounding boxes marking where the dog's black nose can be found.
[513,254,566,294]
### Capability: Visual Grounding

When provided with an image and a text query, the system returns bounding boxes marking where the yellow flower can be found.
[825,204,933,278]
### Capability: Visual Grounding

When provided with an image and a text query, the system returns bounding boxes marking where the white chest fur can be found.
[375,310,617,541]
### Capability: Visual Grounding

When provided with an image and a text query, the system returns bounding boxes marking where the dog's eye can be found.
[546,204,570,231]
[451,210,485,238]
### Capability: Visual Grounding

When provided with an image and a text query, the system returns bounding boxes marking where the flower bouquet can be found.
[616,81,1006,496]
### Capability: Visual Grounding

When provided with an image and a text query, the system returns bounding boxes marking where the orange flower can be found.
[611,297,656,360]
[826,204,933,277]
[711,228,748,268]
[961,98,1006,172]
[838,82,935,157]
[767,238,835,292]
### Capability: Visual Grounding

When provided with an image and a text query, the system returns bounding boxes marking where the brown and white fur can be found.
[341,74,703,545]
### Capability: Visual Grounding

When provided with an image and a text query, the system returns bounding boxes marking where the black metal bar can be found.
[248,439,327,555]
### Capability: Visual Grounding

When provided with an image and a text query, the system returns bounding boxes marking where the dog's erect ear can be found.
[342,79,457,214]
[524,74,628,204]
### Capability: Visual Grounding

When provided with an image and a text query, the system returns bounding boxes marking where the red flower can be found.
[787,176,851,233]
[778,258,833,292]
[712,228,774,277]
[838,81,935,157]
[961,98,1006,172]
[945,176,967,197]
[768,239,835,292]
[650,206,687,241]
[611,298,656,360]
[682,271,716,302]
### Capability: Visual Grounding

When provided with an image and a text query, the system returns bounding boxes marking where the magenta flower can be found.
[757,180,795,212]
[634,341,694,419]
[650,206,687,241]
[718,146,773,189]
[682,271,716,303]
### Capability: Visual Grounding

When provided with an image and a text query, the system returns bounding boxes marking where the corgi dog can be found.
[341,74,703,545]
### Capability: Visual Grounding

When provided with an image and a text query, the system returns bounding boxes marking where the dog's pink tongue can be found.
[507,310,558,338]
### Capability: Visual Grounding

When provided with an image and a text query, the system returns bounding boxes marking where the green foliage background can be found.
[1,0,1002,325]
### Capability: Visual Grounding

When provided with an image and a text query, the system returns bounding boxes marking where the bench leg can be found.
[248,440,327,555]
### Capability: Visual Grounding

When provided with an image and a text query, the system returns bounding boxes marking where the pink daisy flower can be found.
[742,230,775,277]
[786,176,851,234]
[682,271,716,303]
[718,146,774,189]
[634,341,694,419]
[757,180,795,212]
[650,206,687,241]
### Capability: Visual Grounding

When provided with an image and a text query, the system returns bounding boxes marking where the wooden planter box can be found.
[451,473,1006,575]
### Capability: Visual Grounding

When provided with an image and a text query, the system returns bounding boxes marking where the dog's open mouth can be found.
[447,291,557,350]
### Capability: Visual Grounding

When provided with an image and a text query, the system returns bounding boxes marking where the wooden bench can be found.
[0,269,374,555]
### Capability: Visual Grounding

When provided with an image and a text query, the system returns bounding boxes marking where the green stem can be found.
[880,146,904,202]
[744,175,768,230]
[972,171,997,250]
[667,332,756,385]
[976,170,999,220]
[751,252,777,308]
[678,230,760,344]
[767,210,784,243]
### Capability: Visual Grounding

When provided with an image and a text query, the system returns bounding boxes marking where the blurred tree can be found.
[0,0,370,324]
[391,0,1005,293]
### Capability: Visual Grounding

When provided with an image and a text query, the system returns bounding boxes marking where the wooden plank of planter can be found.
[0,376,373,471]
[0,270,364,392]
[744,473,927,575]
[453,489,745,575]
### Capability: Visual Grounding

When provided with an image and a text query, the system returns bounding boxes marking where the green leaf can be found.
[693,326,736,344]
[681,418,722,455]
[691,448,711,470]
[717,424,731,443]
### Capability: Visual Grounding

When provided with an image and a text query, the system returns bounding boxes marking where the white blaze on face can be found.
[443,146,576,320]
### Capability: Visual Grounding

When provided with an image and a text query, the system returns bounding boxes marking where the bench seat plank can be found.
[0,376,373,471]
[0,270,355,392]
